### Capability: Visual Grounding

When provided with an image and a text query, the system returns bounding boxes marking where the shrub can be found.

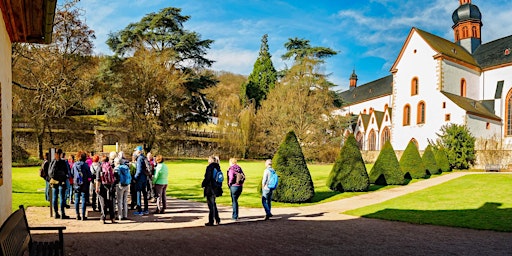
[369,141,404,185]
[399,140,427,179]
[435,124,476,169]
[326,134,369,192]
[434,147,451,172]
[272,130,315,203]
[422,145,440,175]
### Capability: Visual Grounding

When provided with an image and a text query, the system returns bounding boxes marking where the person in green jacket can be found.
[152,155,169,214]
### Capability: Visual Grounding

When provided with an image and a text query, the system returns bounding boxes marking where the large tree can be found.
[241,34,277,109]
[103,7,216,151]
[12,0,96,158]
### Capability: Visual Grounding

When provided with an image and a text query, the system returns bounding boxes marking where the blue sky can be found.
[76,0,512,91]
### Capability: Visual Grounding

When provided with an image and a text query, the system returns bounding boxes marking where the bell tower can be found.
[349,70,358,89]
[452,0,482,53]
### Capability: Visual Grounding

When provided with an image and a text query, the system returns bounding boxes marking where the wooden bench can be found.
[484,164,501,172]
[0,205,66,256]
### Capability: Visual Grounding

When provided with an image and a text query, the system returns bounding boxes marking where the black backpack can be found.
[49,159,67,182]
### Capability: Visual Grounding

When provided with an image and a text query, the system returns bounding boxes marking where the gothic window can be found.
[403,104,411,126]
[368,130,377,151]
[356,132,364,150]
[411,77,419,96]
[417,101,426,124]
[506,89,512,136]
[461,79,467,97]
[381,127,391,149]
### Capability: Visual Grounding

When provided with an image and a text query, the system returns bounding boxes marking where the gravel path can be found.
[26,172,512,255]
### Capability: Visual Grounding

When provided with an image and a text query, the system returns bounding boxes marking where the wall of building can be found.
[0,11,13,224]
[442,61,480,100]
[337,95,392,116]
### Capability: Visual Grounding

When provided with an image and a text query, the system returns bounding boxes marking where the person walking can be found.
[152,155,168,214]
[72,152,92,221]
[202,156,222,226]
[261,159,277,220]
[114,157,131,221]
[227,158,244,220]
[48,149,70,219]
[133,146,149,215]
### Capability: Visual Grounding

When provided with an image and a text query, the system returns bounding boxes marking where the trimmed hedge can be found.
[399,140,427,179]
[423,145,440,175]
[434,147,451,172]
[369,141,404,185]
[326,134,369,192]
[272,131,315,203]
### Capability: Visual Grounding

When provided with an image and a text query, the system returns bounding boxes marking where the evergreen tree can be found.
[272,131,315,203]
[399,140,427,179]
[327,134,369,192]
[369,141,404,185]
[241,34,277,108]
[436,124,476,169]
[434,147,451,172]
[423,145,440,175]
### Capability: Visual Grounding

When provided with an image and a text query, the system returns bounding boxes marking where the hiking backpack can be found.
[49,159,67,182]
[117,165,132,186]
[213,168,224,187]
[267,169,279,190]
[235,169,246,185]
[101,162,115,185]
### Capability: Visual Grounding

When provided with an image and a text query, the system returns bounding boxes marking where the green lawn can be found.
[344,174,512,232]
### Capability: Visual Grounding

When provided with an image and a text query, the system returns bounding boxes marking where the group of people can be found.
[41,146,169,223]
[201,157,278,226]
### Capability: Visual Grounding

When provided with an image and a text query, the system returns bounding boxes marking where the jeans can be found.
[206,194,220,224]
[98,193,115,220]
[52,184,67,216]
[116,184,129,219]
[154,184,167,212]
[136,187,148,212]
[45,180,50,202]
[230,185,243,219]
[65,179,72,203]
[262,189,273,216]
[74,191,87,218]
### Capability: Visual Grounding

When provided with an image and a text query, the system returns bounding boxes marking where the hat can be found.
[134,146,143,151]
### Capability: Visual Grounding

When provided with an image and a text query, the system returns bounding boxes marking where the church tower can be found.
[452,0,482,53]
[349,69,358,89]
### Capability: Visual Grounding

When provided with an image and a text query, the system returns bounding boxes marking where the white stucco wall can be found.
[337,95,392,116]
[442,61,480,100]
[0,11,13,224]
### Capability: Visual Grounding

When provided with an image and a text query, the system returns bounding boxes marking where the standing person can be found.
[48,149,70,219]
[133,146,149,215]
[40,153,51,202]
[72,152,92,221]
[129,154,137,210]
[66,153,74,206]
[152,155,168,214]
[114,157,131,221]
[261,159,277,220]
[96,155,116,224]
[201,156,222,226]
[227,158,244,220]
[147,152,156,202]
[90,155,101,212]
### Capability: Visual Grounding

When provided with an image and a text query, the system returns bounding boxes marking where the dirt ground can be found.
[26,173,512,256]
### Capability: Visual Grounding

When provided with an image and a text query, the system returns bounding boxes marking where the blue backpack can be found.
[267,169,279,190]
[213,168,224,187]
[118,165,132,186]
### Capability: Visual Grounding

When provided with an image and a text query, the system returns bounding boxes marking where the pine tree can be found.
[369,141,404,185]
[327,134,369,192]
[272,131,315,203]
[423,145,440,175]
[241,34,277,108]
[399,140,427,179]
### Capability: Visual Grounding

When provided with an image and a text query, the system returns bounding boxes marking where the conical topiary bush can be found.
[369,141,404,185]
[327,134,369,192]
[272,130,315,203]
[423,145,440,175]
[434,147,451,172]
[399,140,427,179]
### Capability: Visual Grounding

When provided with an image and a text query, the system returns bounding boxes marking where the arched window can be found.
[403,104,411,126]
[411,77,419,96]
[460,79,467,97]
[462,26,469,38]
[368,130,377,151]
[506,89,512,136]
[455,30,460,41]
[472,26,477,37]
[381,127,391,149]
[356,132,364,150]
[417,101,426,124]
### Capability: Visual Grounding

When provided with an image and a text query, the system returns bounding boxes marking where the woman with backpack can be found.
[72,152,92,221]
[114,157,131,221]
[227,158,244,221]
[96,155,116,224]
[201,155,222,226]
[152,155,168,214]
